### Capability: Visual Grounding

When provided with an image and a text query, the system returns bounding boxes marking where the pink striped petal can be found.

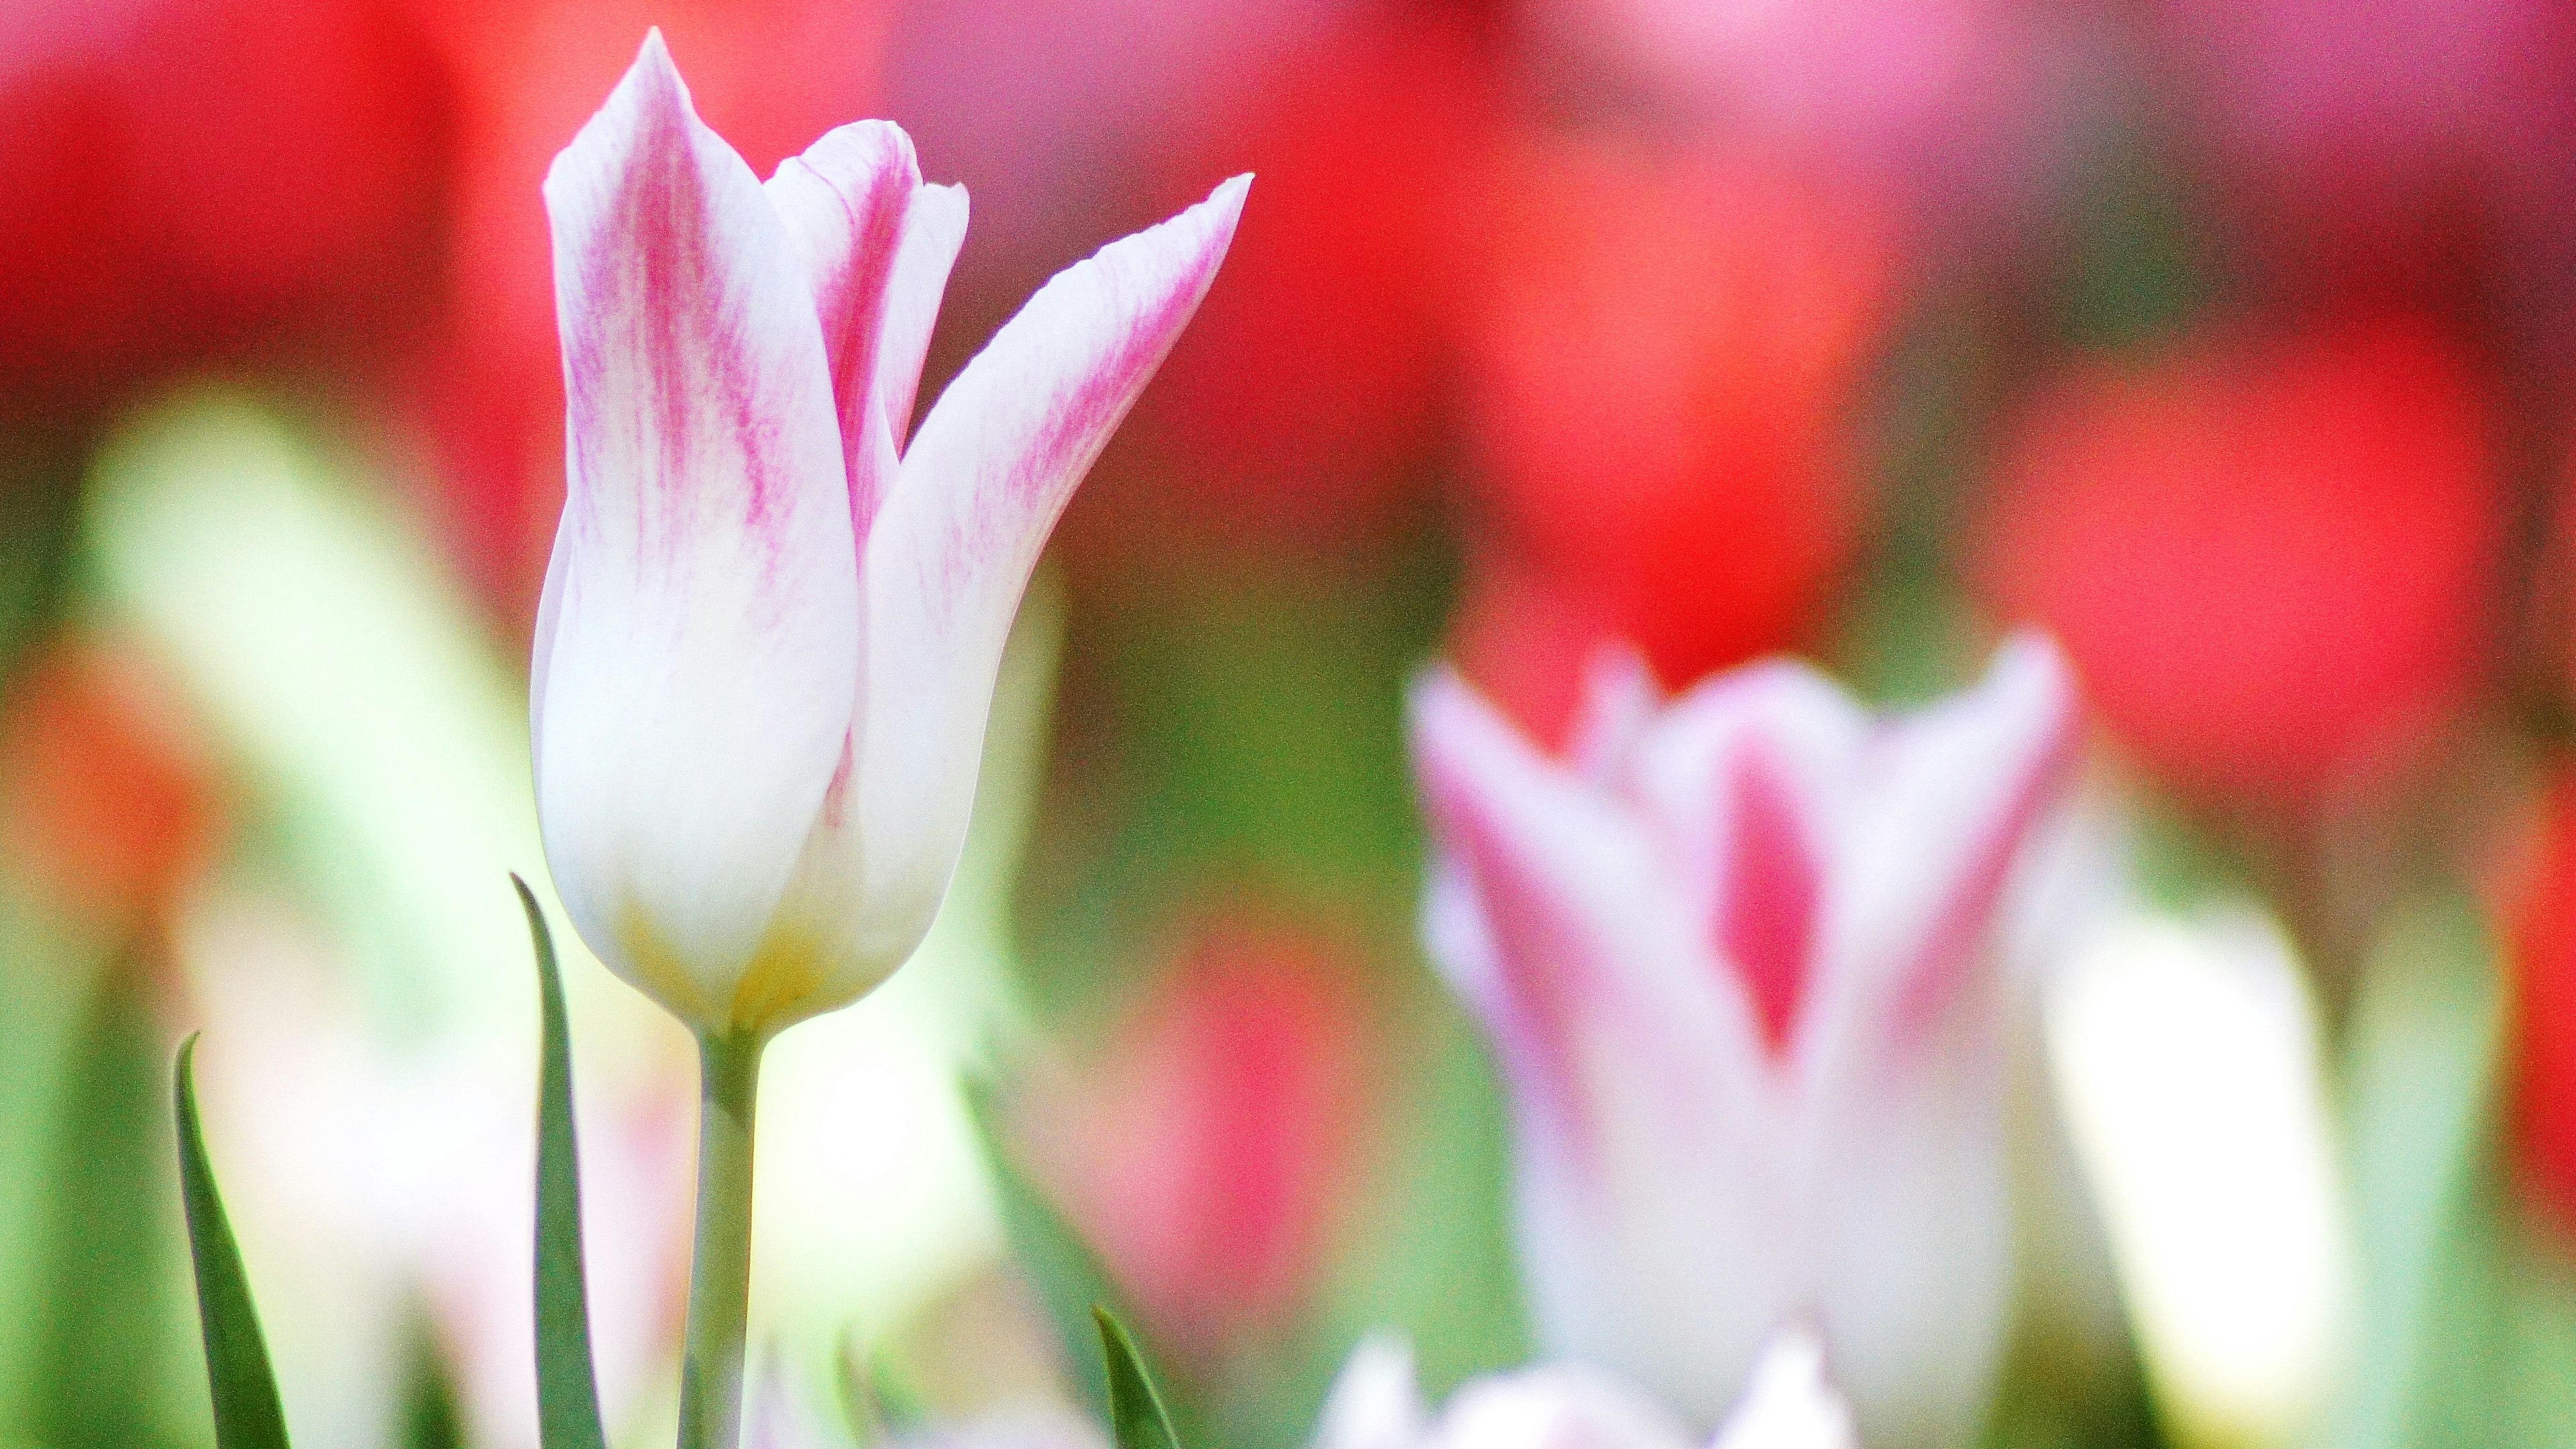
[535,31,859,1024]
[1807,631,2080,1064]
[1409,669,1761,1141]
[765,176,1250,1008]
[765,119,920,539]
[1627,664,1870,1060]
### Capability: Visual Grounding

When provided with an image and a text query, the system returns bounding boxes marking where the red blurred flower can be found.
[2512,774,2576,1228]
[0,633,219,945]
[403,0,888,621]
[1080,13,1498,559]
[0,0,452,403]
[1976,318,2501,806]
[1015,908,1375,1358]
[1450,136,1894,747]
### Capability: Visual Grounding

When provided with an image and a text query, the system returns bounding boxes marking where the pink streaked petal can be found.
[876,182,968,452]
[537,30,858,1015]
[765,118,920,537]
[784,176,1248,1001]
[1564,644,1660,786]
[1628,663,1870,1057]
[1808,632,2082,1065]
[1410,669,1757,1142]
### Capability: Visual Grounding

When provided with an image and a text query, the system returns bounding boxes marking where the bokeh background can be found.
[3,0,2576,1447]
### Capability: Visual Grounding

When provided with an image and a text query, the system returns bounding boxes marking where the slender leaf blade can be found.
[520,875,610,1449]
[174,1033,292,1449]
[1093,1307,1181,1449]
[962,1075,1128,1413]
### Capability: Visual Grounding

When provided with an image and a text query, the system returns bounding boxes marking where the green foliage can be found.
[520,875,610,1449]
[1095,1308,1183,1449]
[173,1034,292,1449]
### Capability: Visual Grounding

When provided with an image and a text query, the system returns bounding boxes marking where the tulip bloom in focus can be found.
[532,34,1245,1038]
[1411,635,2078,1446]
[1977,319,2498,809]
[1315,1330,1854,1449]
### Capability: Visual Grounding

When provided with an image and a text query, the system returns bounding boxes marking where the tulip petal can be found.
[1627,664,1871,1057]
[536,31,859,1020]
[1411,668,1749,1132]
[1312,1337,1428,1449]
[1709,1331,1856,1449]
[765,119,921,537]
[1810,631,2080,1058]
[773,175,1248,1002]
[875,182,969,450]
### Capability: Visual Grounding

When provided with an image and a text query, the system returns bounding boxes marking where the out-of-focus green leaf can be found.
[173,1034,292,1449]
[398,1303,466,1449]
[961,1077,1127,1416]
[1095,1307,1183,1449]
[30,959,186,1449]
[2332,893,2505,1449]
[521,876,610,1449]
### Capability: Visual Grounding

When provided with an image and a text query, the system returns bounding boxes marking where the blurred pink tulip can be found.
[531,35,1244,1036]
[2147,0,2576,288]
[1409,636,2079,1445]
[1314,1330,1853,1449]
[1015,911,1373,1357]
[1522,0,2074,235]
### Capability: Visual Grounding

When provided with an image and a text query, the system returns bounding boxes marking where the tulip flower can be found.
[533,34,1243,1448]
[533,33,1246,1040]
[1314,1329,1854,1449]
[1409,635,2078,1446]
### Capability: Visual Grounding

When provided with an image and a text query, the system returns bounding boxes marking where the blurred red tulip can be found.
[0,0,453,402]
[405,0,888,621]
[2512,774,2576,1228]
[0,634,218,945]
[1082,14,1496,558]
[1016,909,1375,1358]
[1450,137,1893,747]
[1977,318,2501,806]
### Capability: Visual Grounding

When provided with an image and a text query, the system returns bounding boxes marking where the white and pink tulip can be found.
[1409,635,2079,1446]
[532,32,1247,1038]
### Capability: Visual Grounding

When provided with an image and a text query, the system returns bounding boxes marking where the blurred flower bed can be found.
[4,0,2576,1447]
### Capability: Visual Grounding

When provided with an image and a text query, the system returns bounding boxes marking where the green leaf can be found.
[519,875,610,1449]
[1094,1307,1182,1449]
[174,1033,292,1449]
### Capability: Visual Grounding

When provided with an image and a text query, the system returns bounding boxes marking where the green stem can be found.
[677,1030,765,1449]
